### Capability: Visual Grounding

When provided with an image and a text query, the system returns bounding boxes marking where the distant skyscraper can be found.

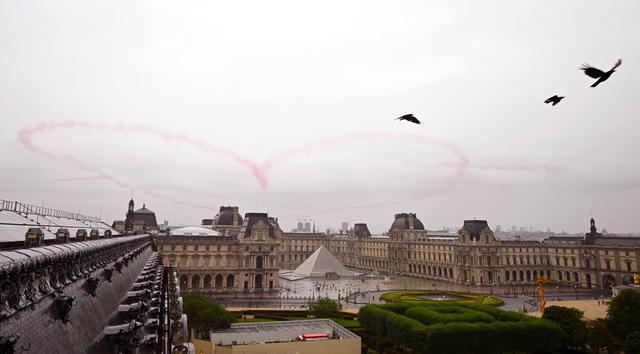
[511,226,516,232]
[304,221,311,232]
[341,222,348,233]
[495,225,502,232]
[297,220,303,230]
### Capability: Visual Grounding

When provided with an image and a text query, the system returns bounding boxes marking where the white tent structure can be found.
[292,245,353,278]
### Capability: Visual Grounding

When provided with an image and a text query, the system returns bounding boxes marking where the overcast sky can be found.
[1,1,639,234]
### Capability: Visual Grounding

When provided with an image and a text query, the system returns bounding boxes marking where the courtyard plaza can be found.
[203,272,608,313]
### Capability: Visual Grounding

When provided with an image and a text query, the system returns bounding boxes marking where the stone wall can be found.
[0,237,153,353]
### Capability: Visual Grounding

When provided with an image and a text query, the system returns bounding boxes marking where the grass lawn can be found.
[230,310,361,329]
[380,291,505,306]
[234,317,278,323]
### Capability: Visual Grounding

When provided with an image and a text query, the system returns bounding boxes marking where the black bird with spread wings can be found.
[544,95,564,106]
[396,114,421,125]
[580,59,622,87]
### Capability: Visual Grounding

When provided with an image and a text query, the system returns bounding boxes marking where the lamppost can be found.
[489,281,494,296]
[555,285,559,301]
[574,283,578,300]
[234,281,238,298]
[522,294,526,313]
[279,289,282,308]
[511,282,516,298]
[466,280,470,294]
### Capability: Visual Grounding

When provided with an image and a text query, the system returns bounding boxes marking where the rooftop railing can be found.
[0,199,102,223]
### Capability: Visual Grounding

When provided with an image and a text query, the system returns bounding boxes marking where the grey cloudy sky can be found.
[1,1,639,234]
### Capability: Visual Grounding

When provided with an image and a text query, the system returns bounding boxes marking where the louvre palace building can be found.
[154,206,639,293]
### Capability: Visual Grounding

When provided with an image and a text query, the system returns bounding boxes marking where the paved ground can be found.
[226,306,361,314]
[528,299,610,320]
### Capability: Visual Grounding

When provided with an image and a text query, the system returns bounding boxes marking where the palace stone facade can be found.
[156,207,640,293]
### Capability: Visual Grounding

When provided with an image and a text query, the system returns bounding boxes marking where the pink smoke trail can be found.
[18,121,267,188]
[53,175,110,182]
[19,120,558,213]
[18,121,223,210]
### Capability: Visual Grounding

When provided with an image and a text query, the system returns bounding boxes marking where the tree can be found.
[309,297,342,318]
[542,305,586,348]
[183,292,233,338]
[607,289,640,340]
[586,319,621,353]
[625,331,640,354]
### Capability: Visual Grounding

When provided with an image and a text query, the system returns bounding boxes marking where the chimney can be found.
[232,207,239,225]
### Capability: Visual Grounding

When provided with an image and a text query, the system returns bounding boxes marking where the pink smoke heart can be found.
[17,120,556,210]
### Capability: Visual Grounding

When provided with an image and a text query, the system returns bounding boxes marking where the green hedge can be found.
[426,320,563,353]
[358,305,394,337]
[406,306,495,324]
[358,303,563,353]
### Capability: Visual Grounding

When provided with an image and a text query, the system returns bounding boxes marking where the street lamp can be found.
[574,283,578,300]
[234,281,238,298]
[555,285,559,301]
[489,281,494,296]
[466,280,470,294]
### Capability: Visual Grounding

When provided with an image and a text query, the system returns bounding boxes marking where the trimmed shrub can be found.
[496,310,526,322]
[359,301,563,353]
[406,306,494,325]
[358,305,393,336]
[385,311,426,348]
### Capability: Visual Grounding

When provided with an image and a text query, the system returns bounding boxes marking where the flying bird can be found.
[580,59,622,87]
[396,114,421,125]
[544,95,564,106]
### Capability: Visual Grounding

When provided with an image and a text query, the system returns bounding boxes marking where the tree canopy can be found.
[309,296,342,318]
[625,331,640,354]
[183,292,233,337]
[542,305,586,348]
[607,289,640,340]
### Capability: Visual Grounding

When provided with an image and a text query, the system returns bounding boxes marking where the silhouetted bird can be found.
[544,95,564,106]
[396,114,421,125]
[580,59,622,87]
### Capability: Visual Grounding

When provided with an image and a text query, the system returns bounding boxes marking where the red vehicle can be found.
[296,333,330,341]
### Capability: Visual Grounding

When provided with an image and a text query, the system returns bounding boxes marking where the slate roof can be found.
[390,213,425,231]
[462,220,489,241]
